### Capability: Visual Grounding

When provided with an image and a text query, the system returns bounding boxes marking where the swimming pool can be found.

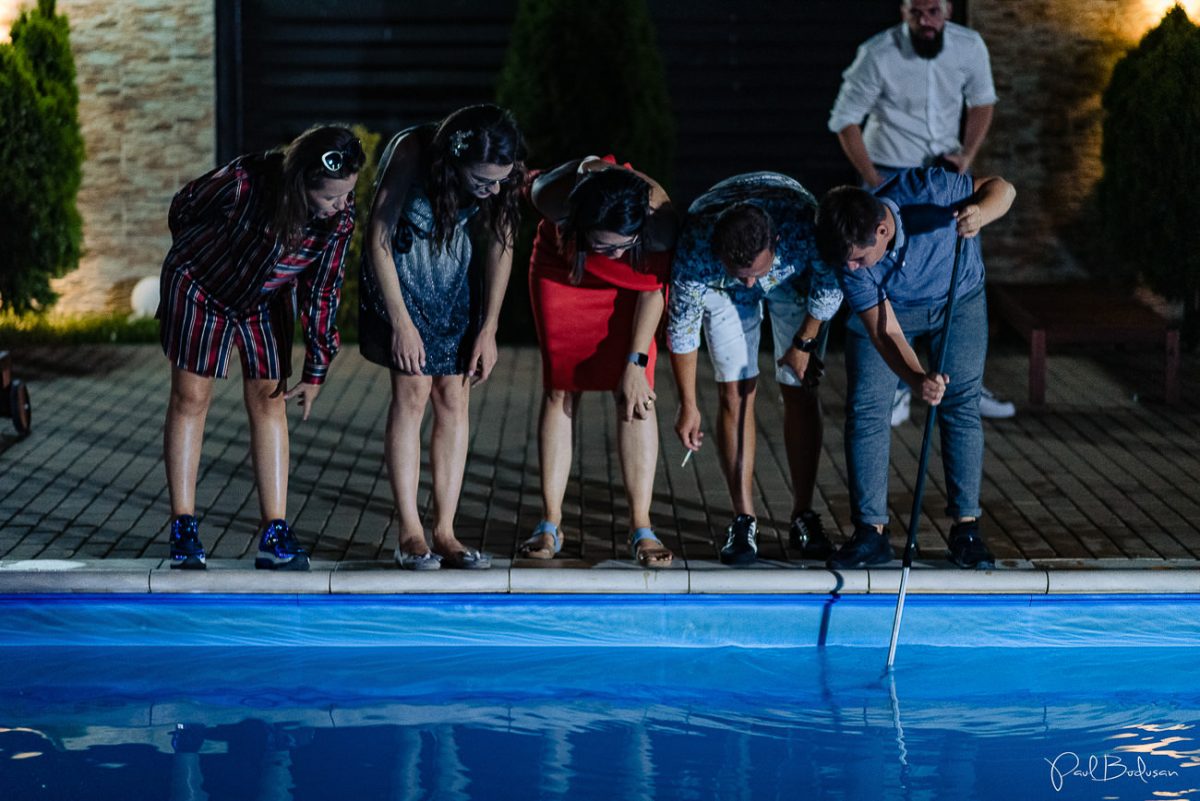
[1,594,1197,800]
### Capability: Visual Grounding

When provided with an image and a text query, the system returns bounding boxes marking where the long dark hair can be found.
[272,125,365,249]
[559,168,649,284]
[426,104,526,252]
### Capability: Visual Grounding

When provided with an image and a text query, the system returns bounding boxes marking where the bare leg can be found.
[243,377,289,523]
[716,378,758,517]
[387,373,433,554]
[781,384,822,519]
[428,375,472,557]
[164,367,215,518]
[614,391,671,565]
[524,389,578,557]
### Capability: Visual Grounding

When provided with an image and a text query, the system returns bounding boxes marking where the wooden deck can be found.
[1,342,1198,568]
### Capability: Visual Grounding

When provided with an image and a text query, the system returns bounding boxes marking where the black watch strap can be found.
[792,335,819,353]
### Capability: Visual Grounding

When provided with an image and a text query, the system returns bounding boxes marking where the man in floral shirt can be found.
[667,172,842,566]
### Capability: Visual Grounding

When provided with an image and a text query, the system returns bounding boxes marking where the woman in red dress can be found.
[522,157,678,567]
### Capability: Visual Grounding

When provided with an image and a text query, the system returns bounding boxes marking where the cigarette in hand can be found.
[681,450,694,468]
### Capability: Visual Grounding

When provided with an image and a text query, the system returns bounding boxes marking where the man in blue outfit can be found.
[814,167,1015,570]
[668,172,843,566]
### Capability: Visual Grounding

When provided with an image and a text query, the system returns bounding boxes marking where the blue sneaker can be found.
[254,519,310,571]
[169,515,206,570]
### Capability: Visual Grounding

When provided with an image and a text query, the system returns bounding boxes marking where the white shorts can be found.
[701,281,809,386]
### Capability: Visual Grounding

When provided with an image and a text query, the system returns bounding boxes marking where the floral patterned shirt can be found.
[667,172,843,354]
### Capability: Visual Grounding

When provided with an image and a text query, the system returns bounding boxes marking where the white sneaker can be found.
[979,386,1016,419]
[890,387,911,427]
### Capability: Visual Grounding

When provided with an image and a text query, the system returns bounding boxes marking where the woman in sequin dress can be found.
[359,104,525,570]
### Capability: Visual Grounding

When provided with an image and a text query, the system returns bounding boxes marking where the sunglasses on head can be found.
[320,141,361,174]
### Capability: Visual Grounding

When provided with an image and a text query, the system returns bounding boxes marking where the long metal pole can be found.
[886,235,965,670]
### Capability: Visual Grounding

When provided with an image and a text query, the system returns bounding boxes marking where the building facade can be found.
[46,0,1179,312]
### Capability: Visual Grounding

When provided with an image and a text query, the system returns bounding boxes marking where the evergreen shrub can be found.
[496,0,676,342]
[0,0,84,312]
[1100,5,1200,345]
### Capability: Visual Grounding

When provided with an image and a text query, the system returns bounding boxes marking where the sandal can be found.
[629,527,673,568]
[518,520,562,559]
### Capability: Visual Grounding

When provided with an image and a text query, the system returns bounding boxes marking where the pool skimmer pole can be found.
[886,235,965,670]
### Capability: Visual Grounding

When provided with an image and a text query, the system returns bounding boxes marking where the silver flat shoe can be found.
[394,548,442,571]
[440,548,492,570]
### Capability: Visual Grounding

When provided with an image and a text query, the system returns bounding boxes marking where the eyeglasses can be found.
[464,171,514,192]
[320,142,361,174]
[589,234,640,257]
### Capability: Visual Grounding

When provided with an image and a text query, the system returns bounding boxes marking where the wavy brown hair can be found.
[425,104,526,252]
[272,125,365,249]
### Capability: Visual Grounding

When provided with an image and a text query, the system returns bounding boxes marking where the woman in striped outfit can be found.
[159,125,364,571]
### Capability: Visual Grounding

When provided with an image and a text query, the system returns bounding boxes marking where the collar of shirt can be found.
[715,252,792,294]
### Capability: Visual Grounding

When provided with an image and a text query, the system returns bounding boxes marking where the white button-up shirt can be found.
[828,22,997,169]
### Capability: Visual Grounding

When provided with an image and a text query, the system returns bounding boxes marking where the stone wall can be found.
[971,0,1172,282]
[38,0,1181,308]
[50,0,214,314]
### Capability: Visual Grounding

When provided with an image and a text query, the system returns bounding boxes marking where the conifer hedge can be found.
[497,0,675,184]
[0,0,84,312]
[495,0,676,340]
[1100,6,1200,345]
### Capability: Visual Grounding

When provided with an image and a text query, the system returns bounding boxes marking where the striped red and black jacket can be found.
[162,153,355,384]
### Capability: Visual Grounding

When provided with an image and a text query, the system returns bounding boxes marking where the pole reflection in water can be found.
[390,727,422,801]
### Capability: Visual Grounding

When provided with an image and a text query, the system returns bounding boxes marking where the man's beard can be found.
[911,28,945,59]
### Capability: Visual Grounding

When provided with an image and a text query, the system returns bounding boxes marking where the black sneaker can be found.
[169,514,206,570]
[719,514,758,565]
[789,511,833,559]
[826,524,895,569]
[946,520,995,570]
[254,519,310,571]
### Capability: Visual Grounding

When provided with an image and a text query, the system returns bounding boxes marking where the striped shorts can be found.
[159,268,289,381]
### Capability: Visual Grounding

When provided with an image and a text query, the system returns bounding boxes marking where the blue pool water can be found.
[1,594,1198,801]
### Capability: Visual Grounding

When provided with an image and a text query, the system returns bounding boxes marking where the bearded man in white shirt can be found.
[828,0,1015,422]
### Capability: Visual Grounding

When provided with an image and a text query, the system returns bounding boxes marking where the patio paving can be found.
[1,337,1198,593]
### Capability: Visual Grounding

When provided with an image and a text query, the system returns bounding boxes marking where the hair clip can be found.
[449,129,473,158]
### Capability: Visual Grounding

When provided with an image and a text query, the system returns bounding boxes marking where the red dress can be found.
[530,220,669,392]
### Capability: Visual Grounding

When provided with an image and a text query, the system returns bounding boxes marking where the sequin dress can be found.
[359,137,481,376]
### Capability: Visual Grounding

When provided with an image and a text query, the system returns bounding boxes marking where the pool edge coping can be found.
[1,560,1198,594]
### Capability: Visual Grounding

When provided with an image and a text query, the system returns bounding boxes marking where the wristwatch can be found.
[792,335,819,353]
[627,352,649,367]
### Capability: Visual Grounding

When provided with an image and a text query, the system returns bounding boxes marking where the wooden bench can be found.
[990,283,1180,406]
